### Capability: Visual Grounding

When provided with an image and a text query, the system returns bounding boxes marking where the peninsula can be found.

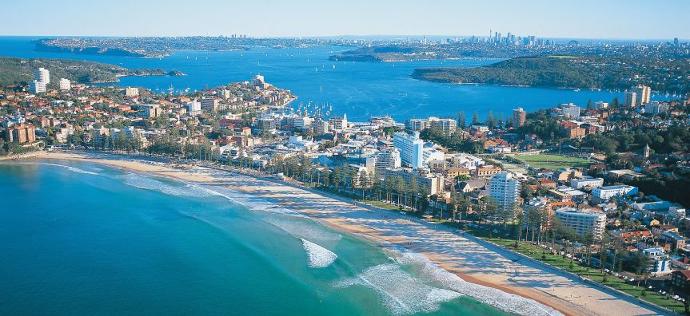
[412,55,690,93]
[0,57,181,86]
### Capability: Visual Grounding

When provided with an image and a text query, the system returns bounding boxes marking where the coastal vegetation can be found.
[469,228,688,314]
[412,55,690,93]
[0,57,173,86]
[419,127,485,154]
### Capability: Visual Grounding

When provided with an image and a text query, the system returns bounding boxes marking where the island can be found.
[0,57,180,86]
[412,55,690,93]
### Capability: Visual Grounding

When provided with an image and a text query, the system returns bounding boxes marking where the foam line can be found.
[301,238,337,268]
[392,251,562,316]
[334,263,461,315]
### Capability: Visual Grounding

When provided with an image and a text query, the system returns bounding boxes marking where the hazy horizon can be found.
[4,0,689,40]
[1,34,687,42]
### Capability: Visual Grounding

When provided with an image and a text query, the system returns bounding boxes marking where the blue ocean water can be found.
[0,36,639,121]
[0,161,507,315]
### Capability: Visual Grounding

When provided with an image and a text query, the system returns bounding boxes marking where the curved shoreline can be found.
[3,151,665,316]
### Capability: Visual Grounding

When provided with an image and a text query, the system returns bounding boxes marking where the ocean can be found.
[0,36,640,122]
[0,161,509,315]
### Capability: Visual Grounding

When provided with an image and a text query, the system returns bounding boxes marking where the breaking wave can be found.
[121,173,221,198]
[301,238,337,268]
[392,251,562,316]
[335,263,461,315]
[38,162,99,175]
[201,186,305,217]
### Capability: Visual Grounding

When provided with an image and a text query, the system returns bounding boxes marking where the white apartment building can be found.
[375,148,401,177]
[642,247,672,275]
[569,177,604,190]
[422,146,445,165]
[35,67,50,84]
[489,172,520,214]
[561,103,581,119]
[186,100,202,115]
[31,80,47,94]
[125,87,139,97]
[329,114,348,131]
[383,168,444,196]
[448,153,485,170]
[58,78,71,91]
[292,116,313,130]
[393,131,424,169]
[407,117,457,134]
[554,207,606,240]
[592,185,638,200]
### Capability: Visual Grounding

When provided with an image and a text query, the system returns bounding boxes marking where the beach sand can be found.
[17,151,662,316]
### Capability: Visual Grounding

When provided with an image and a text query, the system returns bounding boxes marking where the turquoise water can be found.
[0,161,507,315]
[0,36,641,121]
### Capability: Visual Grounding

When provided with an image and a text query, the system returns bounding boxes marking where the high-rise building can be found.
[329,114,348,131]
[408,118,429,131]
[186,99,202,115]
[201,97,220,112]
[512,107,526,127]
[560,103,581,119]
[5,124,37,144]
[59,78,71,91]
[138,104,161,118]
[125,87,139,97]
[489,172,520,215]
[407,117,456,134]
[634,85,651,105]
[393,131,424,169]
[624,91,638,107]
[554,208,606,240]
[31,80,46,94]
[35,67,50,84]
[374,148,401,177]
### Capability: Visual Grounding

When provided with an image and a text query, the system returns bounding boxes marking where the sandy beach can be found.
[11,151,666,316]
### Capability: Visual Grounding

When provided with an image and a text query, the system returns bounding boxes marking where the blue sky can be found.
[4,0,689,39]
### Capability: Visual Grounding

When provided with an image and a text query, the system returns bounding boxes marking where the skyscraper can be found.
[393,131,424,169]
[634,85,651,105]
[31,80,46,94]
[624,91,638,107]
[512,107,526,127]
[489,172,520,216]
[35,67,50,84]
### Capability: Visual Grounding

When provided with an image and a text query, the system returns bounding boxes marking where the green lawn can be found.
[515,153,591,170]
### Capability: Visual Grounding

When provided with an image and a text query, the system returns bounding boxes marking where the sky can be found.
[4,0,689,40]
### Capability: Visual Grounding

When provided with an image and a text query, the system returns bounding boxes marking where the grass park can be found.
[514,153,591,170]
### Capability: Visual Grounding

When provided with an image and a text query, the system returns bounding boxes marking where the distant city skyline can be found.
[3,0,690,40]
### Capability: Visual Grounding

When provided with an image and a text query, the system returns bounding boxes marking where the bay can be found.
[0,36,636,122]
